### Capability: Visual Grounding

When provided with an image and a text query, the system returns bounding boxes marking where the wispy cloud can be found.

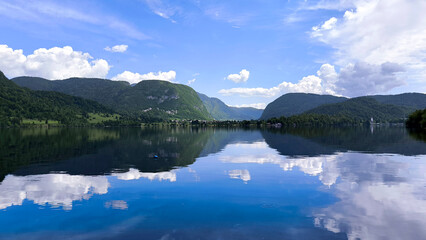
[283,13,305,24]
[203,4,254,27]
[143,0,179,23]
[0,1,149,40]
[187,78,196,85]
[298,0,356,11]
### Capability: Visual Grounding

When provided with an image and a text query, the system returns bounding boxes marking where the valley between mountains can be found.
[1,71,425,126]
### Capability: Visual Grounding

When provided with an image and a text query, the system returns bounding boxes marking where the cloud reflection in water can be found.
[0,168,178,210]
[218,141,426,240]
[112,168,177,182]
[228,169,251,182]
[0,174,109,210]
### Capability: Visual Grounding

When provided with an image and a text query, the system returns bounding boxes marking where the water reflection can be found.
[313,154,426,240]
[112,168,177,182]
[0,167,179,211]
[0,127,425,239]
[263,127,426,156]
[0,173,109,210]
[217,139,426,240]
[219,141,339,186]
[105,200,128,210]
[228,169,251,182]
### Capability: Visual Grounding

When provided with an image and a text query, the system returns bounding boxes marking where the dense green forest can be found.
[13,76,212,120]
[406,109,426,130]
[260,93,347,120]
[370,93,426,109]
[305,97,414,122]
[260,92,426,122]
[7,73,426,127]
[116,80,212,120]
[264,114,360,127]
[0,71,118,126]
[198,92,262,120]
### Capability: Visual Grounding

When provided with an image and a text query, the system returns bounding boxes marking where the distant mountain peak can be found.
[12,76,212,121]
[260,93,347,119]
[197,92,263,120]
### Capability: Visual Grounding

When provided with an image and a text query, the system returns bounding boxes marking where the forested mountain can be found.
[13,76,212,120]
[116,80,212,120]
[406,109,426,130]
[369,93,426,109]
[197,93,263,120]
[261,92,426,122]
[260,93,347,120]
[13,76,130,107]
[11,75,426,123]
[306,97,414,122]
[0,71,113,126]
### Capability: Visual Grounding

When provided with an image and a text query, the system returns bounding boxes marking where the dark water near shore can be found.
[0,126,425,240]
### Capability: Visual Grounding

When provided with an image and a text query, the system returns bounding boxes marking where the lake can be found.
[0,126,425,240]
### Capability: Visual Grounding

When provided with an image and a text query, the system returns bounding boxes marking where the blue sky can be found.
[0,0,425,108]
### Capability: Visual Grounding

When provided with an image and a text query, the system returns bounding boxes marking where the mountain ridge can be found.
[11,75,426,123]
[260,93,347,120]
[13,76,212,121]
[197,93,263,120]
[305,97,415,122]
[0,71,114,126]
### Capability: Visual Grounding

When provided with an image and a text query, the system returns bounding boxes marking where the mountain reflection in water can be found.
[0,127,424,240]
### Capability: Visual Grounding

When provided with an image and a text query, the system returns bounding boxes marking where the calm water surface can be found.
[0,127,425,240]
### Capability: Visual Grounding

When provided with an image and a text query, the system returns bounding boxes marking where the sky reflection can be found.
[0,174,109,210]
[0,168,179,211]
[0,128,425,240]
[212,140,426,240]
[313,155,426,240]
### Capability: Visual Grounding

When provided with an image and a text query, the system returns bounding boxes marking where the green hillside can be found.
[306,97,414,122]
[260,93,347,120]
[116,80,212,120]
[370,93,426,109]
[0,71,114,126]
[198,93,263,120]
[13,76,212,120]
[406,109,426,130]
[12,76,131,107]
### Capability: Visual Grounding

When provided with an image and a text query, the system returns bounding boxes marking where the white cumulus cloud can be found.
[227,69,250,83]
[219,68,327,97]
[231,103,267,109]
[112,70,176,84]
[219,62,404,98]
[104,44,128,53]
[0,44,110,79]
[311,0,426,67]
[335,62,405,96]
[309,0,426,93]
